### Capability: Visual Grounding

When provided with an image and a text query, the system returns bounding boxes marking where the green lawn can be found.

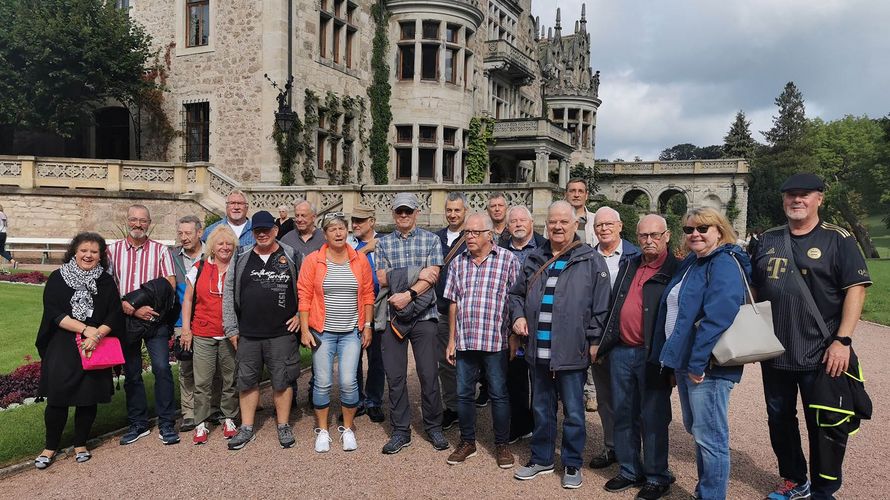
[863,259,890,326]
[0,283,42,372]
[865,214,890,258]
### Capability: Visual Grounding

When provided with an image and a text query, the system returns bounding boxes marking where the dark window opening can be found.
[421,44,438,80]
[183,102,210,162]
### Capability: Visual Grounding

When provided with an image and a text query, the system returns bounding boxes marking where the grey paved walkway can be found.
[1,322,887,499]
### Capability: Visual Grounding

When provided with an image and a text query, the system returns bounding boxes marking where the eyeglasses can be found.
[394,207,415,216]
[465,229,491,238]
[637,230,668,241]
[682,225,712,235]
[594,221,619,230]
[225,201,247,206]
[127,217,150,225]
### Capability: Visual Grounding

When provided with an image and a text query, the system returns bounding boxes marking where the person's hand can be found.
[229,335,238,351]
[82,326,101,341]
[688,372,705,384]
[589,345,599,364]
[669,373,677,387]
[122,300,135,316]
[301,329,317,349]
[446,340,456,366]
[361,326,372,348]
[418,267,438,284]
[285,315,300,333]
[512,317,528,336]
[362,238,377,253]
[823,341,851,377]
[134,305,158,321]
[388,291,411,310]
[508,334,520,361]
[180,330,193,351]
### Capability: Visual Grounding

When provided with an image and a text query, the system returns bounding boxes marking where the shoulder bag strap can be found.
[782,227,832,339]
[526,240,583,293]
[170,247,188,278]
[443,234,468,266]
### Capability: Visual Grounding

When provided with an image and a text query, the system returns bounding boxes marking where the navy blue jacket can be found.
[653,244,750,382]
[434,227,467,314]
[595,239,641,292]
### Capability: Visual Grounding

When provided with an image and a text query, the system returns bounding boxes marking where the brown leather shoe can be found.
[496,444,515,469]
[446,441,477,465]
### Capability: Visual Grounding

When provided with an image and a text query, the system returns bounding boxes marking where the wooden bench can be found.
[7,237,175,264]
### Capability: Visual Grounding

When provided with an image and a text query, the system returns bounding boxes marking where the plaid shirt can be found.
[107,238,175,297]
[444,245,519,352]
[377,226,444,322]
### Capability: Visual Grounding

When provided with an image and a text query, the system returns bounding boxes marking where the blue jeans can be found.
[762,366,840,499]
[677,371,735,500]
[530,363,586,468]
[123,326,175,428]
[312,329,362,409]
[356,329,385,408]
[456,350,510,444]
[610,345,672,485]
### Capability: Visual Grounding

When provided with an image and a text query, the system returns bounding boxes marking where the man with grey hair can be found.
[587,205,641,467]
[511,200,610,489]
[280,199,324,258]
[434,191,468,430]
[593,214,677,498]
[204,190,254,247]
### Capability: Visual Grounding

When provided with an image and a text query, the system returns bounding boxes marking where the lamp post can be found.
[274,75,296,133]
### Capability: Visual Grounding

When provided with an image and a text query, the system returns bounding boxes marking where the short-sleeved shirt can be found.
[753,221,872,370]
[444,245,519,352]
[280,228,325,258]
[376,227,444,322]
[107,238,175,297]
[238,248,297,338]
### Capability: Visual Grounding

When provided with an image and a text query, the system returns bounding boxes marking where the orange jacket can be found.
[298,243,375,333]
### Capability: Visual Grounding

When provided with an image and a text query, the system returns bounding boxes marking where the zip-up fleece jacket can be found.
[222,241,302,338]
[653,244,750,382]
[298,243,375,333]
[508,240,611,371]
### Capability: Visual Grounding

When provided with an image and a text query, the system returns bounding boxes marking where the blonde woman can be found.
[653,207,750,500]
[181,225,239,445]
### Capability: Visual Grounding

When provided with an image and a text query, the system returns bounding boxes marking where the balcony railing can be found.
[492,118,573,146]
[596,159,750,175]
[483,39,536,84]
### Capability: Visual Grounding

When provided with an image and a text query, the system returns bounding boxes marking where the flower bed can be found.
[0,271,48,285]
[0,357,42,409]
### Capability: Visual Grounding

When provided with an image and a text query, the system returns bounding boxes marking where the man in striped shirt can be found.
[106,204,178,446]
[444,212,520,469]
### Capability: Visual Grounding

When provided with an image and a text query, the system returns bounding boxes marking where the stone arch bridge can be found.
[595,159,750,235]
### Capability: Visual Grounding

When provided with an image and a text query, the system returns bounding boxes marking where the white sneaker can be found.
[314,428,332,453]
[339,426,357,451]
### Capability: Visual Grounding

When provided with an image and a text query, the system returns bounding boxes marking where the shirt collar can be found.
[396,227,418,239]
[510,235,538,251]
[598,240,623,257]
[640,249,669,270]
[179,243,204,258]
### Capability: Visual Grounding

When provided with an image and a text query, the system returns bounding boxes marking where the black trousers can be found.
[507,355,533,436]
[381,319,442,436]
[44,404,97,450]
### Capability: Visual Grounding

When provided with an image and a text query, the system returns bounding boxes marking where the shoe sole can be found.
[446,451,477,465]
[604,482,645,493]
[514,467,555,480]
[475,402,489,408]
[442,421,457,431]
[498,461,515,469]
[508,432,533,444]
[562,480,583,489]
[119,429,150,445]
[635,486,671,500]
[382,441,411,455]
[228,434,256,450]
[281,440,295,449]
[159,433,181,445]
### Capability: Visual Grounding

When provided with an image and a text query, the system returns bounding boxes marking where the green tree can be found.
[0,0,155,136]
[658,143,723,161]
[723,110,756,159]
[762,82,807,149]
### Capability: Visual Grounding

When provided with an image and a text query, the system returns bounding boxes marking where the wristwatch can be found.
[833,336,852,346]
[408,289,418,300]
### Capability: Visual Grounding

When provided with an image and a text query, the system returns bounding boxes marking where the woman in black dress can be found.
[34,232,123,469]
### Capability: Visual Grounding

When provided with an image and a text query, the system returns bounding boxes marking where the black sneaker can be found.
[367,406,385,423]
[429,430,450,451]
[382,434,411,454]
[441,409,459,431]
[604,474,645,492]
[636,482,670,500]
[589,449,617,469]
[159,424,181,445]
[475,388,490,408]
[119,425,150,445]
[179,419,196,433]
[355,404,367,418]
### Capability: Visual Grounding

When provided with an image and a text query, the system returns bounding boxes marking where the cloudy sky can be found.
[532,0,890,161]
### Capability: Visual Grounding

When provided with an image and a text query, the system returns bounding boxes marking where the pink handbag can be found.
[76,335,125,370]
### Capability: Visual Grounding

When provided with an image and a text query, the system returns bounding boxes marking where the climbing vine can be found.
[465,116,496,184]
[302,89,319,184]
[725,182,740,224]
[368,0,392,184]
[133,42,180,160]
[272,111,303,185]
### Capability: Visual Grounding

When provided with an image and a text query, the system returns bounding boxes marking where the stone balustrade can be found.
[492,118,573,145]
[597,159,749,175]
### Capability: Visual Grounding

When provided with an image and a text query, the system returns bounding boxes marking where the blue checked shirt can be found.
[377,227,444,322]
[444,245,520,352]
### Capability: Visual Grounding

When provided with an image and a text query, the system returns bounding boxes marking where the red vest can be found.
[192,261,225,338]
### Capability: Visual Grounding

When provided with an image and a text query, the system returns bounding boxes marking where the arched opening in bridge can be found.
[621,189,651,212]
[658,189,688,215]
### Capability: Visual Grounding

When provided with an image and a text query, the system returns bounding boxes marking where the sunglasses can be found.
[682,225,712,235]
[394,207,415,216]
[321,212,347,225]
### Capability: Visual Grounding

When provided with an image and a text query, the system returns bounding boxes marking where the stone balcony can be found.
[483,39,536,85]
[596,159,750,175]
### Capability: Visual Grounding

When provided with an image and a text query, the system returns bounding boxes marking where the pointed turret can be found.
[554,7,562,37]
[580,3,587,33]
[574,20,579,33]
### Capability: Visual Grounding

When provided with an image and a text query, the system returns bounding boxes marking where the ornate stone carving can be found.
[465,189,532,211]
[122,166,175,183]
[186,168,197,184]
[36,162,108,179]
[360,191,431,212]
[0,161,22,177]
[209,171,235,196]
[320,192,344,212]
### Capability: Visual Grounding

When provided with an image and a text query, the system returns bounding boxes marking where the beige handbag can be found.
[711,254,785,366]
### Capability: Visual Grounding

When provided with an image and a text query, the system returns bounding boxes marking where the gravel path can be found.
[2,321,887,499]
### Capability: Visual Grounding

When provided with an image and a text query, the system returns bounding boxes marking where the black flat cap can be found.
[780,173,825,193]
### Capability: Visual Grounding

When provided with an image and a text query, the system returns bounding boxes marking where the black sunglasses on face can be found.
[682,225,712,235]
[394,207,415,216]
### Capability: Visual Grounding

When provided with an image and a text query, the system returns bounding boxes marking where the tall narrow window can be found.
[319,18,329,58]
[446,24,459,43]
[396,148,412,179]
[333,24,342,63]
[445,48,458,83]
[183,102,210,162]
[418,149,435,179]
[186,0,209,47]
[422,21,440,40]
[399,45,415,80]
[443,150,455,180]
[346,30,354,68]
[421,44,438,80]
[317,132,326,172]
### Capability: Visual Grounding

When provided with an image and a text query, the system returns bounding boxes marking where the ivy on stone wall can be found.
[368,0,392,185]
[465,116,496,184]
[726,182,740,224]
[272,111,303,185]
[302,89,319,184]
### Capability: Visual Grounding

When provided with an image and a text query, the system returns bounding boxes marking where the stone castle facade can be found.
[128,0,600,185]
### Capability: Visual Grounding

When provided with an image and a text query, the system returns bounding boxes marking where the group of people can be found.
[32,172,870,500]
